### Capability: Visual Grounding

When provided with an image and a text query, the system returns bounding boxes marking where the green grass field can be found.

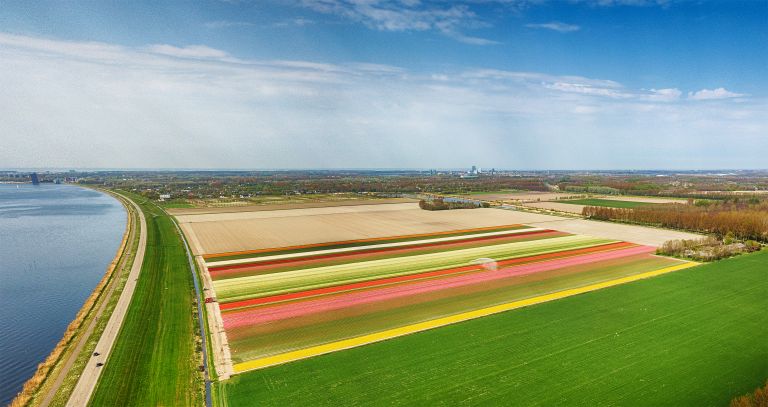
[90,193,203,406]
[559,198,655,208]
[216,250,768,407]
[158,200,195,209]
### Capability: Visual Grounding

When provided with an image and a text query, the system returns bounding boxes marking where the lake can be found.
[0,184,126,405]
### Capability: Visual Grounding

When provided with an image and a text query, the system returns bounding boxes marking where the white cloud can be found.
[688,87,746,101]
[272,17,315,27]
[346,62,405,74]
[461,69,623,88]
[204,20,255,29]
[446,31,500,45]
[291,0,677,43]
[646,88,681,101]
[525,21,580,32]
[298,0,497,44]
[0,32,765,169]
[545,82,631,98]
[572,0,672,6]
[146,44,231,59]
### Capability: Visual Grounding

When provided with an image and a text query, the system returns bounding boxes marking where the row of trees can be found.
[557,173,768,196]
[583,201,768,242]
[418,198,488,211]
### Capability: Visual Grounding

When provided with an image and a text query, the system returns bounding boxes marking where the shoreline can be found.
[10,187,133,407]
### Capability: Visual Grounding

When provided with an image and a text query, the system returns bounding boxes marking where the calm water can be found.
[0,184,126,405]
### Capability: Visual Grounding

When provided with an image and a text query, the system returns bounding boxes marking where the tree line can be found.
[418,198,489,211]
[582,201,768,242]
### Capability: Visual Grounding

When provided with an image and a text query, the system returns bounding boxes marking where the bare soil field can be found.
[178,204,530,255]
[176,203,700,255]
[524,201,586,213]
[167,198,416,216]
[175,202,420,224]
[518,217,700,247]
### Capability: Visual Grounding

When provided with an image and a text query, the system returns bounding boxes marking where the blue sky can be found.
[0,0,766,169]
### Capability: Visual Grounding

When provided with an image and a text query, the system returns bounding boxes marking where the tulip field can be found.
[217,251,767,407]
[203,224,695,374]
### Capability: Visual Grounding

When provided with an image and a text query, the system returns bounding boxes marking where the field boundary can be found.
[198,256,235,380]
[232,260,698,373]
[170,215,213,407]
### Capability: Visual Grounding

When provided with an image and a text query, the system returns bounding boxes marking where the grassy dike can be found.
[89,192,203,406]
[217,250,767,406]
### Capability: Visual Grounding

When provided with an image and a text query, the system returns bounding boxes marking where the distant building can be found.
[159,194,171,199]
[460,165,481,178]
[30,172,39,185]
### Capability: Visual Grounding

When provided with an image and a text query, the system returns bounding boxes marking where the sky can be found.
[0,0,766,170]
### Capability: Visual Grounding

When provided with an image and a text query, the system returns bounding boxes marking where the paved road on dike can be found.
[65,194,147,407]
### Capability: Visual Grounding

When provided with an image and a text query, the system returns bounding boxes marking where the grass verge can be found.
[89,192,203,406]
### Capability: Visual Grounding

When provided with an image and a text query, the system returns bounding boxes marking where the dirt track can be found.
[197,256,234,380]
[65,194,147,407]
